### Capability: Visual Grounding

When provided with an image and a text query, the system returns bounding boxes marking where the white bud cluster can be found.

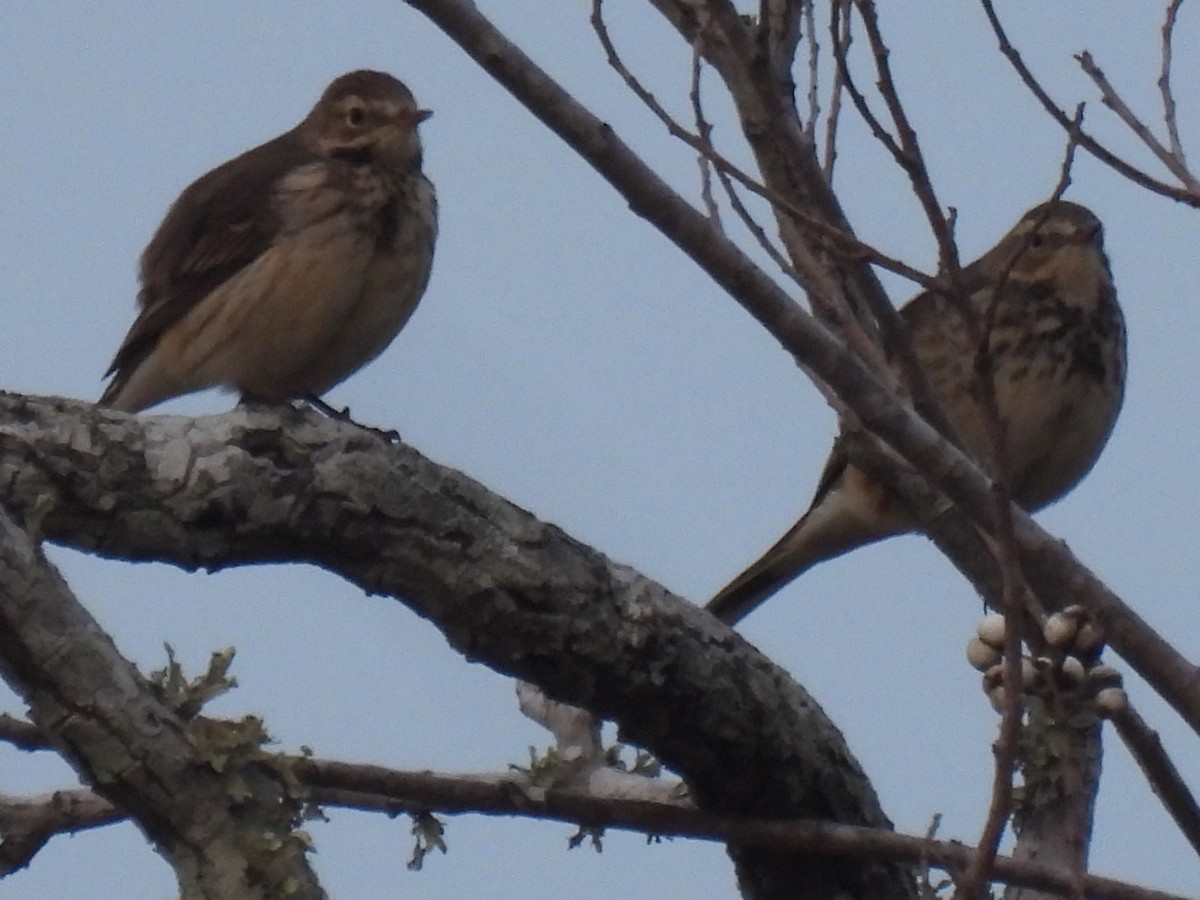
[966,608,1127,719]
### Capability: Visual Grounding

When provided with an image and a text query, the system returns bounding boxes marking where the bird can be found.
[707,201,1126,625]
[99,69,437,413]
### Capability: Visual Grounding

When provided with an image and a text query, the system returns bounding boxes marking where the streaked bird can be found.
[100,69,436,412]
[708,201,1126,624]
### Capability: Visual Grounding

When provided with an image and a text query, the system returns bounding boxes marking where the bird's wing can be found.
[103,130,316,383]
[805,280,971,511]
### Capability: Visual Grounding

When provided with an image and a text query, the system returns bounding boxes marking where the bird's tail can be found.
[706,470,907,625]
[706,514,823,625]
[98,350,185,413]
[97,375,128,409]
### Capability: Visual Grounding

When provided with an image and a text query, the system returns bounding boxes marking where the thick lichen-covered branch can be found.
[0,393,913,900]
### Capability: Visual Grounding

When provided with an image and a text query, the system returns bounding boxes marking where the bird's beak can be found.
[401,108,433,126]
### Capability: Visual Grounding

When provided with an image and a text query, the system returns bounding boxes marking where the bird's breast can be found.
[163,169,436,401]
[288,171,437,395]
[986,272,1126,509]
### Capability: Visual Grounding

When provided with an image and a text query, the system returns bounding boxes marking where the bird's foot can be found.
[302,393,401,443]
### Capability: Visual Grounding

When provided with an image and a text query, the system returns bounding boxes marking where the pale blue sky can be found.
[2,2,1197,897]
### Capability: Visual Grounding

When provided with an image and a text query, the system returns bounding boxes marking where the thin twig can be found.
[972,116,1081,528]
[954,547,1031,900]
[0,713,47,751]
[592,0,947,300]
[593,0,907,419]
[803,0,820,143]
[852,0,962,285]
[689,43,723,227]
[1111,701,1200,857]
[975,108,1083,438]
[828,4,903,163]
[592,3,920,412]
[828,0,969,443]
[4,759,1183,899]
[956,125,1082,900]
[978,0,1198,206]
[0,790,123,875]
[403,0,1200,748]
[756,0,804,102]
[823,2,849,181]
[1076,50,1200,194]
[1158,0,1189,169]
[702,124,807,286]
[686,28,895,390]
[594,0,817,295]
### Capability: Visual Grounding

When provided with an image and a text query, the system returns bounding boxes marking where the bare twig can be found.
[957,577,1028,898]
[593,0,831,306]
[3,756,1181,900]
[707,149,809,289]
[1158,0,1189,169]
[828,0,970,441]
[0,790,123,875]
[592,0,876,352]
[803,0,820,143]
[595,1,816,280]
[593,0,947,322]
[1076,50,1200,194]
[756,0,804,101]
[675,10,898,409]
[973,110,1081,476]
[1111,701,1200,857]
[300,753,1182,898]
[828,4,903,167]
[301,757,1184,899]
[939,122,1083,899]
[688,44,723,227]
[978,0,1198,206]
[0,712,47,750]
[851,0,962,284]
[591,0,945,403]
[823,2,849,180]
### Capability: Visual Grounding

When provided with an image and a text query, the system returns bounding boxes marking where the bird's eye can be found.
[345,104,366,126]
[1028,233,1045,248]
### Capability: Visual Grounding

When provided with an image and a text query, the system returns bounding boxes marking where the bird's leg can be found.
[236,393,281,411]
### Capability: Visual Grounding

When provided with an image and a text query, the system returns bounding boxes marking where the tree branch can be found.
[0,789,123,876]
[978,0,1199,206]
[1158,0,1189,171]
[0,712,46,751]
[1111,702,1200,857]
[298,759,1180,899]
[848,0,962,281]
[1075,50,1200,195]
[2,755,1183,899]
[0,499,324,899]
[390,0,1200,748]
[1,394,912,900]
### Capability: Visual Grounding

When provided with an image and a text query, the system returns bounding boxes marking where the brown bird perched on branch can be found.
[100,70,436,412]
[707,201,1126,625]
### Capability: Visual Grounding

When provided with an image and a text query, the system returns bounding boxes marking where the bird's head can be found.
[305,70,431,172]
[979,200,1108,286]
